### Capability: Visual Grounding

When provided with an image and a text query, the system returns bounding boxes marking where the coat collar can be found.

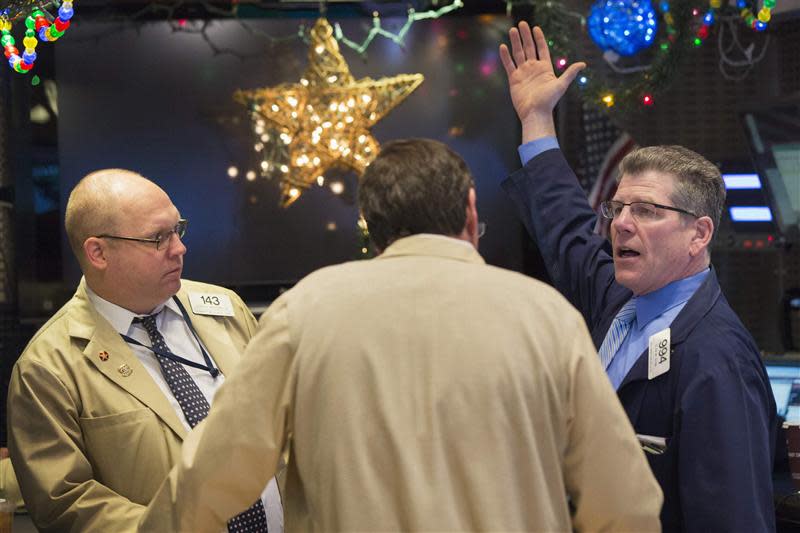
[378,234,485,265]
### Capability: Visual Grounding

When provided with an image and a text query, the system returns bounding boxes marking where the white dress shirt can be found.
[86,283,283,533]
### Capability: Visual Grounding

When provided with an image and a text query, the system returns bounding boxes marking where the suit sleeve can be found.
[139,295,296,532]
[561,313,663,532]
[8,359,145,533]
[502,149,622,328]
[676,343,776,531]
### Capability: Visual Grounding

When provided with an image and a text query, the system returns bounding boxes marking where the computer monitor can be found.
[766,359,800,422]
[721,171,778,234]
[741,101,800,239]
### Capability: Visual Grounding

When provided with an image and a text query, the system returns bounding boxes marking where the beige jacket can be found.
[141,235,662,532]
[7,278,257,532]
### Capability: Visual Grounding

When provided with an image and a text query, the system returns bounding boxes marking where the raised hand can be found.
[499,21,585,142]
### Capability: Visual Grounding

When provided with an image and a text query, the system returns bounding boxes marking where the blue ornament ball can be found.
[58,5,74,21]
[588,0,659,56]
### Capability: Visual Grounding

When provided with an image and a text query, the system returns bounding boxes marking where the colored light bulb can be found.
[58,4,74,21]
[55,18,70,32]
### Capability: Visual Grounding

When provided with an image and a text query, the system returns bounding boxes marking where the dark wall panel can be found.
[56,15,525,287]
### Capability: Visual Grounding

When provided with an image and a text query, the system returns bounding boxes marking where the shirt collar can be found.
[635,268,710,328]
[84,282,179,335]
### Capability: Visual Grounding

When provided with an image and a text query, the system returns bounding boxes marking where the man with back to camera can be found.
[499,21,777,531]
[137,137,663,532]
[6,169,282,532]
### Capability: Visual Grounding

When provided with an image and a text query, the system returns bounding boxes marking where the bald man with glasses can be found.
[7,169,282,533]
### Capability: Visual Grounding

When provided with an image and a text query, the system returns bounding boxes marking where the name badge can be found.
[188,292,234,317]
[648,328,671,380]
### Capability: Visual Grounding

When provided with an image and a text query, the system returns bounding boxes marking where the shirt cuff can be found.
[518,137,560,166]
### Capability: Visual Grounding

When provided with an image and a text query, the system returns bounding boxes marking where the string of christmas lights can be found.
[1,0,74,74]
[68,1,464,60]
[737,0,777,31]
[333,0,464,55]
[715,10,771,80]
[499,0,688,111]
[511,0,772,111]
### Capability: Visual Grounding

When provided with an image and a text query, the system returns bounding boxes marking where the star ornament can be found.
[234,18,424,207]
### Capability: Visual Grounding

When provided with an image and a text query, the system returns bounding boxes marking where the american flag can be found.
[587,132,638,237]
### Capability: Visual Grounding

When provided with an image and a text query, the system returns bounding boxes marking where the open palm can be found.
[499,22,585,123]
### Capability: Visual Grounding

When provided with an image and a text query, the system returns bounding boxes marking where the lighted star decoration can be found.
[234,17,424,207]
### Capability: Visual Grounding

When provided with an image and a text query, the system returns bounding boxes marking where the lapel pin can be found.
[98,351,109,361]
[117,363,133,377]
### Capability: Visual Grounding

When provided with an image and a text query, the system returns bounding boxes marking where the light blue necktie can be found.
[598,298,637,370]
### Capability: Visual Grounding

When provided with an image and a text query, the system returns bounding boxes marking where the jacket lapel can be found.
[173,291,240,377]
[70,282,188,440]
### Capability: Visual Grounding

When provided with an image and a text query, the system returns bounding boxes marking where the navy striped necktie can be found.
[135,313,269,532]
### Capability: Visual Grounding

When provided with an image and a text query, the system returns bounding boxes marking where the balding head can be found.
[65,169,165,270]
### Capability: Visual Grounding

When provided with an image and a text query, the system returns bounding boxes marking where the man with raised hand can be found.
[500,21,776,531]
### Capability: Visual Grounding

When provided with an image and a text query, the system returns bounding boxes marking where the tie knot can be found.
[133,314,159,334]
[615,298,637,324]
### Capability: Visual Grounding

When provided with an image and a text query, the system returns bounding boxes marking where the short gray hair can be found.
[619,145,725,240]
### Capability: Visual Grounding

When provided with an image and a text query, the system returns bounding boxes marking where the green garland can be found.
[0,1,44,22]
[527,0,696,113]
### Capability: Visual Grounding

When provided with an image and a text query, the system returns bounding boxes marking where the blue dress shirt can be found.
[606,269,709,389]
[518,136,560,165]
